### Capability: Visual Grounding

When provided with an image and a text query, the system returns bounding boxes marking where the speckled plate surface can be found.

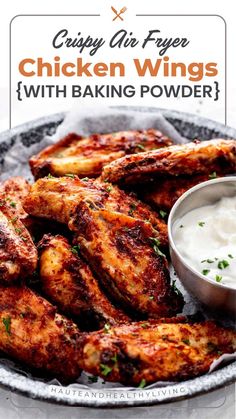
[0,107,235,407]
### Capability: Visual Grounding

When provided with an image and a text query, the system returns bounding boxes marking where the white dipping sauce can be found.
[173,196,236,289]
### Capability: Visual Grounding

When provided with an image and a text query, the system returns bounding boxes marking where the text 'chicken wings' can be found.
[0,285,81,382]
[38,234,129,329]
[101,139,236,184]
[80,317,236,386]
[30,130,173,179]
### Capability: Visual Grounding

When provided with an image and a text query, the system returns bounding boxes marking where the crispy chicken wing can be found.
[140,174,215,212]
[79,317,236,386]
[0,176,30,222]
[24,177,183,318]
[23,176,168,249]
[101,139,236,184]
[29,130,173,179]
[0,285,81,382]
[0,200,37,283]
[38,234,129,329]
[69,201,183,318]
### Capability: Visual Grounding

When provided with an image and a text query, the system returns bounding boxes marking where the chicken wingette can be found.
[139,173,217,212]
[23,176,168,250]
[0,176,30,222]
[24,177,183,319]
[101,139,236,184]
[79,317,236,386]
[38,234,129,329]
[0,285,81,382]
[29,130,173,179]
[0,200,37,283]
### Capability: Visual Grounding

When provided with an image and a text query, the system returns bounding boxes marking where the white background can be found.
[0,0,235,131]
[10,14,225,127]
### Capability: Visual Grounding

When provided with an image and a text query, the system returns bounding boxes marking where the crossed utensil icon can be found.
[111,6,127,21]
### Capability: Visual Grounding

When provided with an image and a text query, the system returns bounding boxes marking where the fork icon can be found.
[111,6,127,21]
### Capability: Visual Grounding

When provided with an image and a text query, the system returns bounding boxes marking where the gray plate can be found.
[0,107,235,407]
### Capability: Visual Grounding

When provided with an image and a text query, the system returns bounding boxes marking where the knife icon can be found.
[111,6,127,21]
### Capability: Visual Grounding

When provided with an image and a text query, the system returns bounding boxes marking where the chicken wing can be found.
[0,285,81,382]
[24,177,183,318]
[23,176,168,250]
[29,130,173,179]
[69,200,183,318]
[0,176,30,222]
[140,173,215,212]
[0,200,37,284]
[79,317,236,386]
[38,234,129,329]
[101,139,236,184]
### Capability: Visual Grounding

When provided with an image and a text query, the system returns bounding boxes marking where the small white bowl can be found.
[168,176,236,317]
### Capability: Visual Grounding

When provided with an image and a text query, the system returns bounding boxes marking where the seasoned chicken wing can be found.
[0,200,37,283]
[101,139,236,185]
[140,173,216,212]
[0,176,30,222]
[38,234,129,329]
[0,285,81,382]
[69,201,183,318]
[80,317,236,386]
[23,176,168,250]
[29,130,173,179]
[24,177,183,318]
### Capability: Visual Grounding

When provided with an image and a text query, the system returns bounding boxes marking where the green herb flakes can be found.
[2,316,11,335]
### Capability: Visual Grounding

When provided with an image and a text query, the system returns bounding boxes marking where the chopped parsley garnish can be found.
[105,186,112,193]
[20,313,25,318]
[47,173,54,179]
[182,339,190,345]
[228,254,234,259]
[218,260,229,270]
[81,177,89,181]
[172,280,183,298]
[201,259,214,264]
[159,210,167,219]
[141,323,148,329]
[215,275,222,282]
[104,323,111,334]
[179,225,184,228]
[65,173,75,178]
[202,269,210,276]
[149,296,154,300]
[207,342,219,353]
[100,364,113,376]
[111,354,118,363]
[149,237,165,258]
[88,376,98,383]
[209,172,217,179]
[15,228,22,234]
[198,221,205,227]
[2,316,11,335]
[10,201,16,208]
[136,143,145,151]
[128,203,136,216]
[71,245,80,254]
[138,378,146,388]
[11,216,18,224]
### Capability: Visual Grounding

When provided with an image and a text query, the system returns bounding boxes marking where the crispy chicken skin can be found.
[0,285,81,382]
[101,139,236,184]
[140,174,215,212]
[69,201,183,318]
[23,176,168,250]
[0,200,37,283]
[0,176,30,222]
[38,234,129,329]
[24,177,182,318]
[79,317,236,386]
[29,130,173,179]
